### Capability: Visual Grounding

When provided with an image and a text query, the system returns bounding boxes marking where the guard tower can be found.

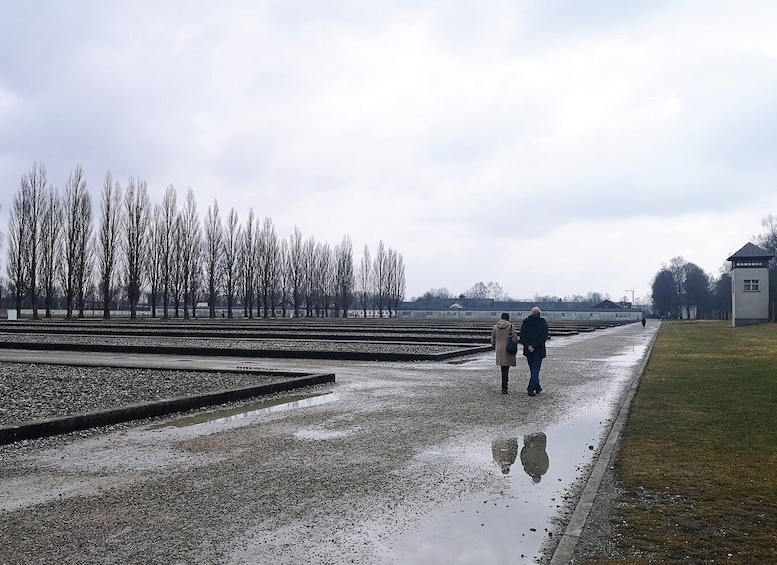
[727,242,774,327]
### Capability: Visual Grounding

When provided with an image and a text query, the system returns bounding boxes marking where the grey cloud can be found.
[2,1,776,301]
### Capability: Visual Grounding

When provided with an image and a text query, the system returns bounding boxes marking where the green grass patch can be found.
[595,321,777,564]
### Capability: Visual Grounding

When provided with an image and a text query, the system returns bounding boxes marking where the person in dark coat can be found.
[519,306,549,396]
[491,312,518,394]
[520,432,549,483]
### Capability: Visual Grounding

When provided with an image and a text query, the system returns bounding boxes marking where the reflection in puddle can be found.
[156,392,339,428]
[491,438,518,475]
[520,432,549,484]
[493,434,550,481]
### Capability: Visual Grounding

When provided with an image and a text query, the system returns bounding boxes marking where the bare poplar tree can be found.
[171,215,185,317]
[190,242,203,317]
[177,188,201,319]
[397,255,407,309]
[240,209,256,318]
[358,244,372,318]
[310,242,323,316]
[385,247,397,318]
[385,248,406,317]
[75,214,94,319]
[123,178,151,319]
[20,162,47,319]
[372,240,387,318]
[7,186,28,315]
[98,171,123,319]
[222,208,241,318]
[160,185,178,318]
[302,236,316,317]
[203,199,224,318]
[258,216,280,318]
[287,226,304,317]
[39,184,62,318]
[335,234,354,317]
[279,238,290,318]
[315,242,334,317]
[147,203,165,317]
[61,164,91,319]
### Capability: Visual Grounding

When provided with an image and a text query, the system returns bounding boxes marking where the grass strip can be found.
[594,321,777,564]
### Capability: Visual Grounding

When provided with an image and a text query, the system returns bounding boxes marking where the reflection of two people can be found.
[492,432,549,482]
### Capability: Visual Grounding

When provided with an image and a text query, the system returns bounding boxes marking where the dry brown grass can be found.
[590,321,777,564]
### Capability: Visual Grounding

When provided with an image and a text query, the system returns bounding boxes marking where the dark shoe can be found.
[528,391,536,396]
[501,389,508,394]
[535,388,542,394]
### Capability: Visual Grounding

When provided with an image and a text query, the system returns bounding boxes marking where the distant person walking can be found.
[519,306,549,396]
[491,313,518,394]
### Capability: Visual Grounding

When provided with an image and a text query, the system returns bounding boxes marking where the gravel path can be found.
[0,322,657,564]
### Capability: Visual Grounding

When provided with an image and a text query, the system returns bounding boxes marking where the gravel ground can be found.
[0,322,657,564]
[0,363,286,425]
[0,333,465,354]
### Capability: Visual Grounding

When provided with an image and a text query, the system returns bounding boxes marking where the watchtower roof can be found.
[727,242,774,261]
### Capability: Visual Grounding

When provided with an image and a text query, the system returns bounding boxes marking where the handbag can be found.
[505,326,518,355]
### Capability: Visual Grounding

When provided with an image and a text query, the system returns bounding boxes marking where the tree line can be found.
[650,256,731,320]
[651,216,777,320]
[3,162,406,320]
[417,283,611,304]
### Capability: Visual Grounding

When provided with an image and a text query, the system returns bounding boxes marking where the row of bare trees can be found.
[3,162,406,320]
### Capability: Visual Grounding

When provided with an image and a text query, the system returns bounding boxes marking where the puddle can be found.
[389,342,644,563]
[389,415,605,563]
[152,392,339,429]
[609,343,648,366]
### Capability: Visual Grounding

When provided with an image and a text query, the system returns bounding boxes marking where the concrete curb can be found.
[0,372,335,445]
[549,327,659,565]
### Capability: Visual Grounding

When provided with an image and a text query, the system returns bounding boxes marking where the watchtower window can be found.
[744,279,760,292]
[733,259,769,268]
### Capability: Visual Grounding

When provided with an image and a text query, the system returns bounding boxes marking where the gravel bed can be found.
[1,327,486,340]
[0,363,283,426]
[0,333,458,353]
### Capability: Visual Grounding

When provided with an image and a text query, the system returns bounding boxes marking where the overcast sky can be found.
[2,1,776,303]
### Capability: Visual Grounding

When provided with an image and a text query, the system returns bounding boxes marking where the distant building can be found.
[396,297,643,322]
[728,242,773,327]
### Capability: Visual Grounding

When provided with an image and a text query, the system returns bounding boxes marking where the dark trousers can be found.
[526,354,543,393]
[501,366,510,391]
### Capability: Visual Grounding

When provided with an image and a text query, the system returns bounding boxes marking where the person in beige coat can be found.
[491,312,518,394]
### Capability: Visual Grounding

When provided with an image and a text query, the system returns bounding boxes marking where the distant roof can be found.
[399,297,630,312]
[727,242,774,261]
[592,299,624,309]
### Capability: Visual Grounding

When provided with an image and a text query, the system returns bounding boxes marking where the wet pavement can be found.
[0,321,658,564]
